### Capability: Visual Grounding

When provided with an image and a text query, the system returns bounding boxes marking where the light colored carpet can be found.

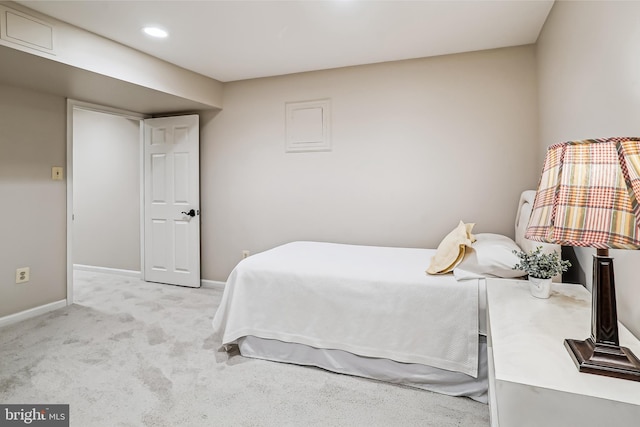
[0,271,490,426]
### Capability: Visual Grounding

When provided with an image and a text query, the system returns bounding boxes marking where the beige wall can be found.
[201,46,540,281]
[72,109,141,271]
[537,0,640,338]
[0,83,66,317]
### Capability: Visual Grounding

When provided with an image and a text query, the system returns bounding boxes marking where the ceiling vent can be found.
[0,5,55,55]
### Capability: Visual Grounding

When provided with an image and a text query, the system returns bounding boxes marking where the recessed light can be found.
[142,26,168,38]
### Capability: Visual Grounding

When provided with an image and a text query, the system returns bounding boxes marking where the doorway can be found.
[67,101,145,304]
[66,101,202,304]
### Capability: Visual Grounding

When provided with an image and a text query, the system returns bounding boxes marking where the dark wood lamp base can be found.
[565,337,640,381]
[566,250,640,382]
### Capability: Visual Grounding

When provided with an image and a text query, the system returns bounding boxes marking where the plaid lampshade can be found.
[525,137,640,249]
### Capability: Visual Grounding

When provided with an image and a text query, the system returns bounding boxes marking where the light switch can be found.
[52,166,63,180]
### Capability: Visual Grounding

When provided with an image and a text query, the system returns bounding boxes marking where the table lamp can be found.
[525,137,640,381]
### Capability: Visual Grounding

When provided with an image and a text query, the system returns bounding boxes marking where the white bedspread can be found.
[211,241,480,377]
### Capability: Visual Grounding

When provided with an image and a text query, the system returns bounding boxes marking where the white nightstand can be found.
[486,279,640,427]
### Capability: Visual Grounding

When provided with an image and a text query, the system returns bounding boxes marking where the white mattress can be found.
[213,241,482,377]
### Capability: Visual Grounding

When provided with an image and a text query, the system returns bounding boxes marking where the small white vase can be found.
[529,276,552,299]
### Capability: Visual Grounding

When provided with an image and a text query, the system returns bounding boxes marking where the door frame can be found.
[65,99,148,306]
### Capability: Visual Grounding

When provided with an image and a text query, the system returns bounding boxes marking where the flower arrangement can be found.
[512,246,571,279]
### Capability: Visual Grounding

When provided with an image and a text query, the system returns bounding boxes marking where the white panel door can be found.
[144,115,200,287]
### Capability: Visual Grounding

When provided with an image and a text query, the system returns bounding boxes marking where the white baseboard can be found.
[74,264,224,290]
[73,264,141,278]
[201,279,226,290]
[0,299,67,329]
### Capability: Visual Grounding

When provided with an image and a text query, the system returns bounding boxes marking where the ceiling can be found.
[17,0,554,83]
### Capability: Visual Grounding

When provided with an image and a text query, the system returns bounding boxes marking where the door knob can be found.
[181,209,196,217]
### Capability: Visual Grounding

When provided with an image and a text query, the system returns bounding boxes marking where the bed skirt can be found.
[237,335,488,404]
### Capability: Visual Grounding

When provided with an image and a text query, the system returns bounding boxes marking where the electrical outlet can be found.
[242,250,250,259]
[16,267,30,284]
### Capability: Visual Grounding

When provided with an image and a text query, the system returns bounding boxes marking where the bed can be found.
[211,190,558,403]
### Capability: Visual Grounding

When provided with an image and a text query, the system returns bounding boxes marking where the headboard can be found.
[515,190,562,281]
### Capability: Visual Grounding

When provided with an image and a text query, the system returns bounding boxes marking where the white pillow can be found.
[453,233,526,280]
